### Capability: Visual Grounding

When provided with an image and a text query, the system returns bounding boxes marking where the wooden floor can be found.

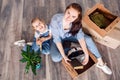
[0,0,120,80]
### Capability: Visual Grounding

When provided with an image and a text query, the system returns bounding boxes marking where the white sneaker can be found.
[96,63,112,75]
[27,42,32,46]
[45,52,50,55]
[14,40,25,47]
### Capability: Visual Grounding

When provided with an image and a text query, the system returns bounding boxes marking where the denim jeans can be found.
[50,34,101,62]
[23,38,50,55]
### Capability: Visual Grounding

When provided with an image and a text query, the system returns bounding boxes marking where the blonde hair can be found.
[31,17,45,27]
[31,17,46,32]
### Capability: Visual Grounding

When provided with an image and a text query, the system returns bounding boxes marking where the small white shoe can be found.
[27,42,32,46]
[96,63,112,75]
[45,52,50,55]
[14,40,25,47]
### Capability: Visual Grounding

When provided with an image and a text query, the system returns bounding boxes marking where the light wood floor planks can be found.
[0,0,120,80]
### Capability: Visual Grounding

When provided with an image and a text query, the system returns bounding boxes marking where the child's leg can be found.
[14,40,25,46]
[22,44,27,51]
[22,44,33,52]
[81,35,112,75]
[31,40,40,53]
[41,42,50,55]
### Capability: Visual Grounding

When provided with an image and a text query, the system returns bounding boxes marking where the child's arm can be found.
[39,33,52,42]
[36,38,42,45]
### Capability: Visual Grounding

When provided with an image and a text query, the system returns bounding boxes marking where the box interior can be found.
[63,41,96,75]
[68,51,95,74]
[89,8,117,29]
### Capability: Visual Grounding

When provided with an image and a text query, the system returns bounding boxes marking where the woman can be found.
[49,3,112,75]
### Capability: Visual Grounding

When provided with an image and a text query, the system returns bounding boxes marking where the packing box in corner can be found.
[82,20,120,49]
[83,3,120,37]
[62,51,97,79]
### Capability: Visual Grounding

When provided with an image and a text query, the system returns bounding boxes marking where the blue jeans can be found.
[50,34,101,62]
[23,38,50,55]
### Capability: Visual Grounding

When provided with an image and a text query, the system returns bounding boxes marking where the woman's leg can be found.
[84,34,112,75]
[84,35,104,64]
[84,34,101,58]
[50,41,62,62]
[50,37,77,62]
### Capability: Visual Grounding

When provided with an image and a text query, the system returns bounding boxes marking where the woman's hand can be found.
[82,54,89,65]
[78,38,89,65]
[63,56,71,65]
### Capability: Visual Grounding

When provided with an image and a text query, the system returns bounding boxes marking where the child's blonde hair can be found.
[31,17,45,27]
[31,17,46,32]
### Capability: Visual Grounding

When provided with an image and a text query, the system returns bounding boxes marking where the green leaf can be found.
[26,45,31,53]
[20,58,27,63]
[21,50,27,54]
[21,52,29,60]
[31,62,37,75]
[20,45,41,75]
[25,62,30,73]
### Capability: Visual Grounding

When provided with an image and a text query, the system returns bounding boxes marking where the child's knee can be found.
[51,56,62,62]
[42,51,50,55]
[41,48,50,54]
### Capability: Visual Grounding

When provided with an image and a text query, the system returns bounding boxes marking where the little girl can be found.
[14,17,52,55]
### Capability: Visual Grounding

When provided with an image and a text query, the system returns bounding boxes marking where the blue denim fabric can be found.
[50,34,101,62]
[31,38,50,54]
[49,14,84,43]
[23,30,50,55]
[22,40,50,55]
[49,13,101,62]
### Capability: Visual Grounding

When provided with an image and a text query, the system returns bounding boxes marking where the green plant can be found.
[20,45,41,75]
[89,11,111,29]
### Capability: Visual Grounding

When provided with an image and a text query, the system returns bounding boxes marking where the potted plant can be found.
[20,45,41,75]
[89,9,114,29]
[83,3,120,37]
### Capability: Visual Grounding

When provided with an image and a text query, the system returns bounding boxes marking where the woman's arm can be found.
[56,42,66,57]
[50,14,71,64]
[76,28,89,65]
[56,42,71,64]
[78,38,89,65]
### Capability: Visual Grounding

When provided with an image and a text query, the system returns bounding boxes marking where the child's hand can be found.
[36,39,42,45]
[39,37,46,42]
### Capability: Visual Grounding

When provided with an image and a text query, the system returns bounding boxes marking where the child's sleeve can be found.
[49,26,52,34]
[34,31,40,39]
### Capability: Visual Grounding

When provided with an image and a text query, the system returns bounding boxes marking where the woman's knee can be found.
[50,50,62,62]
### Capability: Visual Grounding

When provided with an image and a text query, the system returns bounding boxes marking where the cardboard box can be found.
[82,21,120,49]
[62,51,97,79]
[83,3,120,37]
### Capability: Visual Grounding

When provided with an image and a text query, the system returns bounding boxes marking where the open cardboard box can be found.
[62,50,97,79]
[83,3,120,37]
[82,22,120,49]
